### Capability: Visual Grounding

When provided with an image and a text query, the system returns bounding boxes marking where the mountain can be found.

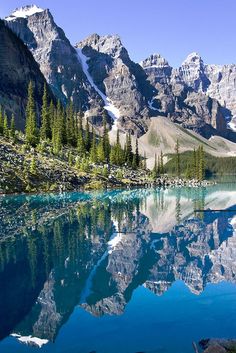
[141,52,236,140]
[5,5,104,123]
[4,5,236,148]
[0,19,53,129]
[76,34,155,135]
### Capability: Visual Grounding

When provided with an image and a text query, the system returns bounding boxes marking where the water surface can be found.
[0,184,236,353]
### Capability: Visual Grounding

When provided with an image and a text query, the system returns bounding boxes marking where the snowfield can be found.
[5,5,44,21]
[76,48,120,125]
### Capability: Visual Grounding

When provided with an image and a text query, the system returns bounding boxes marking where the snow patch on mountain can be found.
[148,98,158,111]
[76,48,120,123]
[11,334,49,348]
[5,5,44,21]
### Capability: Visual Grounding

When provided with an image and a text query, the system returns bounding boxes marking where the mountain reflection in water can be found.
[0,184,236,352]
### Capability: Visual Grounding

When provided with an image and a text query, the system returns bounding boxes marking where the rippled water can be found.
[0,184,236,353]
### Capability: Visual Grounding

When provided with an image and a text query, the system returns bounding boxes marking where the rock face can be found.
[76,34,154,135]
[5,6,104,120]
[141,52,236,140]
[0,19,52,129]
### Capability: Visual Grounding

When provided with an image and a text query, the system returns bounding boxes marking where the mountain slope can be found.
[138,117,236,168]
[0,19,53,129]
[5,6,104,121]
[76,33,155,135]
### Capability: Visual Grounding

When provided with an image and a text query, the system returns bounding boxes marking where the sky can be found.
[1,0,236,67]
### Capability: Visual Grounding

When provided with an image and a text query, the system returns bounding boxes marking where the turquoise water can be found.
[0,184,236,353]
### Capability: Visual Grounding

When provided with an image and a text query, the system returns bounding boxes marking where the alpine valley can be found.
[2,4,236,353]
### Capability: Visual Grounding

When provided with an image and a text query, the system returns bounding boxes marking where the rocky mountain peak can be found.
[5,4,45,21]
[140,53,170,69]
[182,52,203,66]
[77,33,128,59]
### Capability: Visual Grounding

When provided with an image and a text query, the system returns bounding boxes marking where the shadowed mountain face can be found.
[0,185,236,348]
[0,20,53,129]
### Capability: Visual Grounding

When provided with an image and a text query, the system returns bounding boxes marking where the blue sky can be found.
[1,0,235,67]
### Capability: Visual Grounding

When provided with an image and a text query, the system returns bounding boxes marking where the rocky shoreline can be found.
[0,138,215,195]
[197,339,236,353]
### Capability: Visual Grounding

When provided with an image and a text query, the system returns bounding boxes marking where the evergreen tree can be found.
[66,102,76,146]
[48,100,54,139]
[110,146,117,165]
[102,114,111,162]
[25,81,38,146]
[143,152,147,170]
[68,151,73,167]
[152,154,158,179]
[30,155,37,174]
[97,137,105,163]
[198,145,205,181]
[175,139,180,177]
[193,147,197,179]
[157,156,161,175]
[90,127,97,163]
[40,83,50,141]
[0,106,3,135]
[3,113,8,137]
[160,150,164,174]
[125,133,133,166]
[135,138,139,168]
[84,117,91,152]
[114,130,123,165]
[10,114,16,139]
[52,101,64,154]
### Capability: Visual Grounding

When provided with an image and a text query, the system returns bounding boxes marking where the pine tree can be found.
[193,148,197,179]
[160,150,164,174]
[125,133,133,166]
[114,130,123,165]
[30,155,37,174]
[198,145,205,181]
[48,100,54,139]
[134,138,139,168]
[97,137,105,163]
[10,114,16,139]
[66,102,76,146]
[143,152,147,169]
[68,151,73,167]
[102,114,111,162]
[52,101,63,154]
[90,128,97,163]
[40,83,50,141]
[25,81,38,146]
[0,106,3,135]
[175,139,180,177]
[152,154,158,179]
[84,117,91,152]
[110,146,117,165]
[3,113,8,137]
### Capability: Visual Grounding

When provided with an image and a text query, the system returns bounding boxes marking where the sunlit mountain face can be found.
[0,185,236,352]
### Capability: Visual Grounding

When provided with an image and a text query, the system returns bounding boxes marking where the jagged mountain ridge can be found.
[141,52,236,139]
[3,4,236,143]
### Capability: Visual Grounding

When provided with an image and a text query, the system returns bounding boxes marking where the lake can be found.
[0,184,236,353]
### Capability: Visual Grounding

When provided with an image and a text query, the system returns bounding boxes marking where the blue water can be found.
[0,184,236,353]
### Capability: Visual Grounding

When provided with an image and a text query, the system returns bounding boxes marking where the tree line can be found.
[0,81,144,170]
